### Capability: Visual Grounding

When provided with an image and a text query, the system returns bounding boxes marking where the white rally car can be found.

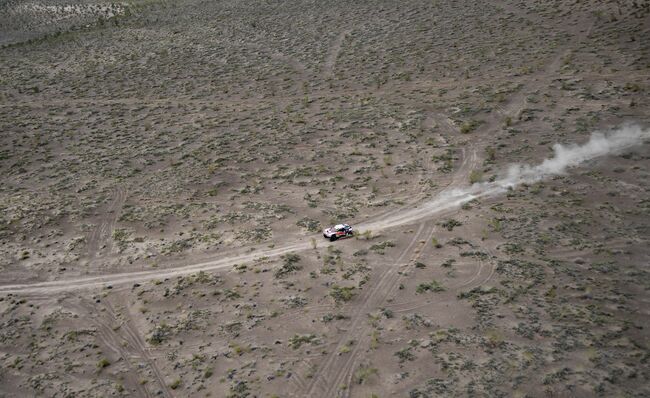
[323,223,354,241]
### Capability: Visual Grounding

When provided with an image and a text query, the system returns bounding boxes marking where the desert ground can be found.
[1,0,649,397]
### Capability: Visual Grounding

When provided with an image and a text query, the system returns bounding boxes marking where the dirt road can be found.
[1,126,645,296]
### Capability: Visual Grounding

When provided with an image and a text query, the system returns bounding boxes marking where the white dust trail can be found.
[359,124,649,232]
[500,123,648,187]
[1,125,647,294]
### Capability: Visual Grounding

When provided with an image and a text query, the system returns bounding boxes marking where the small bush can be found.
[330,285,356,303]
[441,219,462,231]
[485,146,496,162]
[416,280,445,293]
[441,259,456,268]
[395,347,415,363]
[97,358,110,369]
[369,241,395,254]
[204,367,214,379]
[354,365,378,384]
[469,170,483,184]
[460,120,480,134]
[296,217,321,232]
[274,253,302,278]
[289,334,319,349]
[148,323,172,345]
[169,378,181,389]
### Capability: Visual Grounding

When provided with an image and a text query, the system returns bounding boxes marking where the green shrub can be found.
[204,367,214,379]
[296,217,321,232]
[148,323,172,345]
[274,253,302,278]
[416,280,445,293]
[289,334,319,349]
[395,347,415,363]
[330,285,356,303]
[441,219,462,231]
[354,365,378,384]
[469,170,483,184]
[369,241,395,254]
[169,378,181,389]
[460,120,480,134]
[97,358,111,369]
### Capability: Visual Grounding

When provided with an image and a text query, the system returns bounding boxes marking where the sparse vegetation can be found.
[460,120,481,134]
[469,170,483,184]
[395,347,415,363]
[169,378,182,390]
[148,323,172,345]
[289,334,320,349]
[274,253,302,278]
[369,240,396,254]
[96,358,110,369]
[354,365,378,384]
[416,280,445,293]
[441,219,462,231]
[330,285,356,304]
[0,1,647,397]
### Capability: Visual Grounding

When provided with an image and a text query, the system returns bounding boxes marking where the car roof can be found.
[334,224,350,229]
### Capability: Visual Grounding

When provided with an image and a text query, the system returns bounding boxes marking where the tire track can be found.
[0,143,480,295]
[340,226,436,398]
[68,298,153,398]
[105,299,174,398]
[303,223,429,397]
[388,241,500,318]
[86,186,127,258]
[323,30,350,80]
[1,97,626,296]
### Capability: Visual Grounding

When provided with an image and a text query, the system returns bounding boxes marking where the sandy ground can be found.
[1,0,649,397]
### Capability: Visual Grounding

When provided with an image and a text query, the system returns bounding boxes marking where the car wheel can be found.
[330,235,338,242]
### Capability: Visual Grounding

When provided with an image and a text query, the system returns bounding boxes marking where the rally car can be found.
[323,223,354,241]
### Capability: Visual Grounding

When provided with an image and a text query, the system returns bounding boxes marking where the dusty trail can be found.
[340,226,436,398]
[111,300,173,398]
[323,30,350,79]
[85,186,127,259]
[2,123,646,296]
[0,241,310,294]
[304,223,431,397]
[0,144,480,295]
[67,298,157,398]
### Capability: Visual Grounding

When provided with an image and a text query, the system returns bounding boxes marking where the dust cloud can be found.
[362,124,649,232]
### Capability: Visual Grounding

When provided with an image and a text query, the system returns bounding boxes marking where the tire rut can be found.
[105,298,174,398]
[69,298,154,398]
[303,223,430,397]
[0,144,480,295]
[86,186,127,259]
[340,225,436,398]
[323,30,350,80]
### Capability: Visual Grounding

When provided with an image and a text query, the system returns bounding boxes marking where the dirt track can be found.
[2,1,649,396]
[1,127,646,296]
[0,150,479,295]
